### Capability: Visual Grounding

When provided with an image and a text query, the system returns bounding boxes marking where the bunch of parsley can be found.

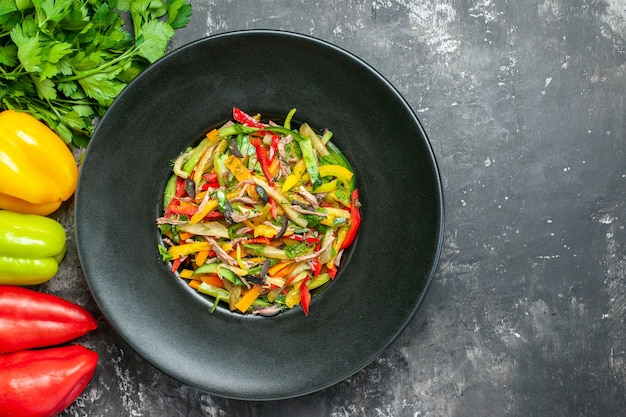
[0,0,191,147]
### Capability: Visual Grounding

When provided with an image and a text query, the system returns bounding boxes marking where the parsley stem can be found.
[0,64,27,79]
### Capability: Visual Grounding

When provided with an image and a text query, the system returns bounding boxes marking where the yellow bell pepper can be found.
[0,110,78,216]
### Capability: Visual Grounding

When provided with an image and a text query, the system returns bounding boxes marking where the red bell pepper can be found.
[300,277,311,316]
[340,188,361,249]
[233,107,265,129]
[0,345,98,417]
[0,286,97,353]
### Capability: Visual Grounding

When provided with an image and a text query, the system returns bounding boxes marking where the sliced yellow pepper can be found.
[313,179,339,194]
[281,159,306,192]
[318,164,353,185]
[179,269,195,279]
[327,226,348,268]
[254,224,277,238]
[0,110,78,215]
[324,207,351,219]
[236,244,247,270]
[190,199,218,224]
[193,139,227,186]
[252,203,272,226]
[320,213,336,226]
[168,241,212,259]
[285,280,303,308]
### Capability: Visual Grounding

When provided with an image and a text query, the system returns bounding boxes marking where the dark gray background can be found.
[48,0,625,415]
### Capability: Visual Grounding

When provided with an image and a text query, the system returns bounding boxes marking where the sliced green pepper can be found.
[264,126,322,189]
[163,174,177,211]
[182,138,212,174]
[326,141,356,192]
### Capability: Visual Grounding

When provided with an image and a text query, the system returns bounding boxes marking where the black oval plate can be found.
[75,30,444,400]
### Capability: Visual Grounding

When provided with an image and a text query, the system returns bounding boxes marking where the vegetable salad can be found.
[157,108,361,316]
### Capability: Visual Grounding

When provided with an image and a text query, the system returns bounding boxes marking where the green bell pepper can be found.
[0,210,67,285]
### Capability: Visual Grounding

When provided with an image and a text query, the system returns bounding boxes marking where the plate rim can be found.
[75,28,445,400]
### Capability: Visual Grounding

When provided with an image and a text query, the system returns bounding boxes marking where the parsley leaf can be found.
[77,71,126,106]
[0,0,192,146]
[167,0,192,29]
[136,19,174,63]
[10,25,43,72]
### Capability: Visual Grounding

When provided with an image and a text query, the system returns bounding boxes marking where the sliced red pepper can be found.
[311,258,322,277]
[0,286,98,353]
[243,236,272,245]
[328,264,338,280]
[269,134,280,161]
[233,107,265,128]
[168,201,198,216]
[202,210,224,221]
[171,257,182,273]
[310,241,322,276]
[164,198,180,217]
[340,188,361,249]
[175,176,186,197]
[285,234,321,244]
[250,137,274,185]
[0,345,98,417]
[201,173,220,190]
[266,136,280,219]
[165,177,190,216]
[269,198,277,219]
[300,277,311,316]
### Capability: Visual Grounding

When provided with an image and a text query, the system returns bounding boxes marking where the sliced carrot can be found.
[244,236,271,245]
[225,154,254,182]
[268,261,291,276]
[179,231,194,241]
[195,250,210,267]
[194,190,207,203]
[189,280,202,290]
[268,158,280,178]
[206,128,219,143]
[201,274,225,288]
[235,284,262,313]
[272,262,298,278]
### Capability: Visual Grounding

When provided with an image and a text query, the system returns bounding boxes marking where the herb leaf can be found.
[0,0,192,146]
